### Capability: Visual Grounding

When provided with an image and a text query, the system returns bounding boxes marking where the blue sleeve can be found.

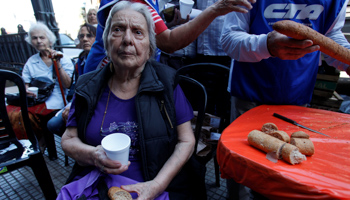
[174,85,194,125]
[83,25,106,74]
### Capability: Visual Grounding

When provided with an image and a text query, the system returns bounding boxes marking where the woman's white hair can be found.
[25,21,57,47]
[102,1,156,58]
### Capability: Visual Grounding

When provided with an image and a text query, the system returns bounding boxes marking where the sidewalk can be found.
[0,135,228,199]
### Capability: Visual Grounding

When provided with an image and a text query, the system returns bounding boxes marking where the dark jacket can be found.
[67,59,206,199]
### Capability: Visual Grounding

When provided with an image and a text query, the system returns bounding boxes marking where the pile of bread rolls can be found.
[248,123,314,165]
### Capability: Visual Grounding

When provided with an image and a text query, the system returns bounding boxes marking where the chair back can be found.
[0,69,39,152]
[178,75,207,154]
[177,63,231,132]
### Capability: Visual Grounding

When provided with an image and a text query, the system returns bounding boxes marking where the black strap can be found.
[76,176,109,200]
[97,177,110,200]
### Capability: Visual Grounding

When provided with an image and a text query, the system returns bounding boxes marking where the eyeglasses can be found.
[100,121,138,137]
[78,34,94,39]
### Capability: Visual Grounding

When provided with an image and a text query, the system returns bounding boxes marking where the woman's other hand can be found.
[121,180,165,200]
[26,90,37,98]
[93,145,130,174]
[61,105,71,122]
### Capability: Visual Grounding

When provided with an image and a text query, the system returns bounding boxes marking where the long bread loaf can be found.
[248,130,306,164]
[248,130,286,159]
[273,20,350,65]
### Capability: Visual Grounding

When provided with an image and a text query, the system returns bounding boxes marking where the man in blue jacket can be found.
[222,0,350,121]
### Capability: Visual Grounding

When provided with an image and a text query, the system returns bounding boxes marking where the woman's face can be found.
[31,30,50,52]
[87,9,98,25]
[107,9,150,69]
[78,26,95,51]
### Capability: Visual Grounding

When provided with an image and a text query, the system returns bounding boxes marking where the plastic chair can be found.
[0,69,57,199]
[177,63,231,187]
[178,75,207,154]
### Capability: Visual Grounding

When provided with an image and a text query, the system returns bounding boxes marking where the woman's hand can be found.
[26,90,37,98]
[92,145,130,174]
[46,48,63,61]
[61,105,71,122]
[121,180,164,200]
[211,0,256,15]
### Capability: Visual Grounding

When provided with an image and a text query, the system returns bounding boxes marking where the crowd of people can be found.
[8,0,350,199]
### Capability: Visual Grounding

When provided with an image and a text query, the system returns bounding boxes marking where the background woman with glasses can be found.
[46,23,96,138]
[76,23,97,75]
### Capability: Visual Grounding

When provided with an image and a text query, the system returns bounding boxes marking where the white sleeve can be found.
[220,11,271,62]
[60,53,74,77]
[21,58,32,84]
[323,0,350,72]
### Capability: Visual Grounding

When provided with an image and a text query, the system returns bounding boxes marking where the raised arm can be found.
[157,0,256,53]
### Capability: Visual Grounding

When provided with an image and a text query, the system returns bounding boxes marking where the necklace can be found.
[100,77,113,133]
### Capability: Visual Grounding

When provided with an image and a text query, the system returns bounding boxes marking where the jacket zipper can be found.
[160,100,173,129]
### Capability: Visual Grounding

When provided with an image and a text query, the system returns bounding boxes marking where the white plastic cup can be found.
[28,87,39,98]
[101,133,131,165]
[179,0,194,19]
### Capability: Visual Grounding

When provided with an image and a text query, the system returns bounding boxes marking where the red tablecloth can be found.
[217,105,350,200]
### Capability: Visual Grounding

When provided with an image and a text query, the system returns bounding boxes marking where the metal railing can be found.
[0,25,37,74]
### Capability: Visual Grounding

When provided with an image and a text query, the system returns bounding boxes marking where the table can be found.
[217,105,350,200]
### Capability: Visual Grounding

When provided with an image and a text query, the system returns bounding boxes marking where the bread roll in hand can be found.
[108,186,132,200]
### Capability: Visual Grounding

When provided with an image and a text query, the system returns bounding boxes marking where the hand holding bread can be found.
[272,20,350,65]
[108,186,132,200]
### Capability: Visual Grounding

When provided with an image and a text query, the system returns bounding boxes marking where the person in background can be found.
[58,2,205,199]
[194,0,231,67]
[83,0,256,73]
[87,8,98,27]
[47,23,97,137]
[220,0,350,199]
[21,21,73,158]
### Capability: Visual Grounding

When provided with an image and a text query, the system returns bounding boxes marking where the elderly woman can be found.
[87,8,98,27]
[15,21,73,158]
[23,21,73,106]
[60,2,203,200]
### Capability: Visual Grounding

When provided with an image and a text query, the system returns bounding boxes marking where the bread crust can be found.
[291,131,310,139]
[281,143,306,165]
[290,138,314,156]
[108,186,132,200]
[261,123,278,134]
[269,130,290,143]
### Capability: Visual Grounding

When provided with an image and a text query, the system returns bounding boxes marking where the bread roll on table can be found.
[291,138,315,156]
[269,130,290,143]
[281,143,307,165]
